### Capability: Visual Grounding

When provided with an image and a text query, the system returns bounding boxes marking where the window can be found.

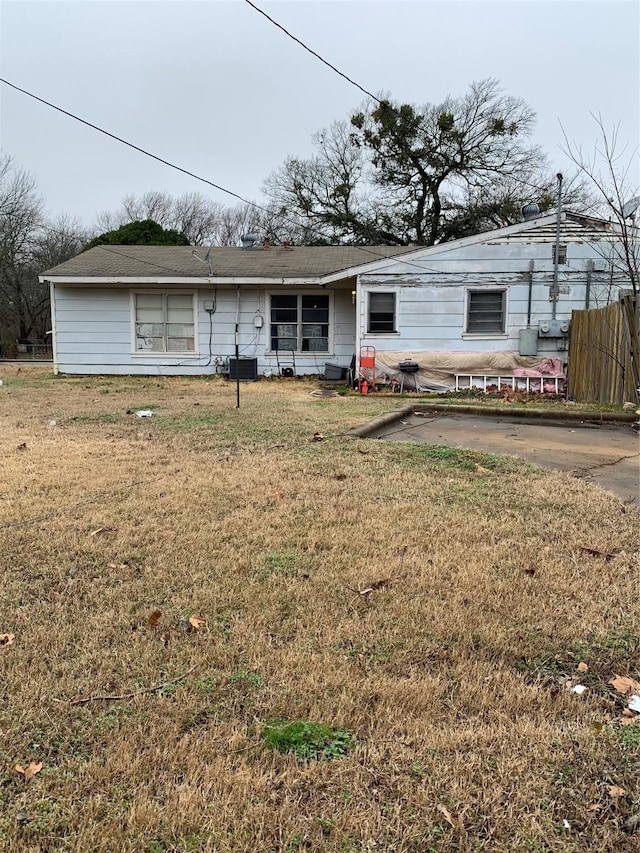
[367,292,396,333]
[466,290,506,335]
[134,293,195,353]
[552,244,567,265]
[270,294,329,352]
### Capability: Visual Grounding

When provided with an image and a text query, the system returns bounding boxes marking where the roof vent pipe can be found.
[241,234,257,250]
[521,202,540,221]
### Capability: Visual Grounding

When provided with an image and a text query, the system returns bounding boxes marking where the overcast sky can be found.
[1,0,638,229]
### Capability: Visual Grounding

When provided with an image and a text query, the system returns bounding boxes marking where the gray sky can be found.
[1,0,638,228]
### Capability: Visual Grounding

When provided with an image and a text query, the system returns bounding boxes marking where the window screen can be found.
[466,290,506,334]
[368,292,396,333]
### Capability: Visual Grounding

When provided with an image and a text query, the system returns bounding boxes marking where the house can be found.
[39,212,630,388]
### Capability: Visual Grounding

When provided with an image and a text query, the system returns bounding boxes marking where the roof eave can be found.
[39,275,328,286]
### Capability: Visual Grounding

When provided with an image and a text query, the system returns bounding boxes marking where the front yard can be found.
[1,366,638,852]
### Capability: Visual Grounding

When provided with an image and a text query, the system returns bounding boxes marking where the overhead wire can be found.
[1,77,445,274]
[242,0,564,200]
[242,0,382,105]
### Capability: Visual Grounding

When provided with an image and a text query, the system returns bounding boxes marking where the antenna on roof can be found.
[622,196,640,221]
[192,242,213,276]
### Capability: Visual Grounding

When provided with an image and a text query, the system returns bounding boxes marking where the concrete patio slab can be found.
[372,409,640,505]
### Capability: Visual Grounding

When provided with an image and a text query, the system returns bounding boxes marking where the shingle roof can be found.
[41,244,413,279]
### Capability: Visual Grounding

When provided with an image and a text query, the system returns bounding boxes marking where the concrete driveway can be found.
[374,410,640,505]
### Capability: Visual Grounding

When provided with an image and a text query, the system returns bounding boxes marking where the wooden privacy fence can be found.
[567,295,639,404]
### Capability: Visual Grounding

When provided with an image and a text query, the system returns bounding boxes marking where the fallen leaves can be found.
[147,609,162,628]
[474,463,492,475]
[188,614,206,631]
[608,785,626,798]
[437,803,463,830]
[577,662,589,673]
[15,762,42,783]
[609,674,640,694]
[0,633,15,647]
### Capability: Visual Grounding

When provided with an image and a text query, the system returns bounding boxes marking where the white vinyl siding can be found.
[134,292,196,353]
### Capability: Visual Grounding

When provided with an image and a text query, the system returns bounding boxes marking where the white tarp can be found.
[363,351,565,392]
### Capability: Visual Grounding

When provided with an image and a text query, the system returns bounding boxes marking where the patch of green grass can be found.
[616,725,640,749]
[263,720,355,760]
[391,443,507,473]
[230,669,262,689]
[195,672,219,694]
[71,412,119,424]
[259,550,299,579]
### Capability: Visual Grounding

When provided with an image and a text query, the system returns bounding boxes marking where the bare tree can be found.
[264,80,579,246]
[563,116,639,294]
[93,191,254,246]
[563,116,640,395]
[0,154,88,353]
[0,153,44,349]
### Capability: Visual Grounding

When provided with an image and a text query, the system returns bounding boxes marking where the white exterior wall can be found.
[52,284,355,375]
[358,232,618,358]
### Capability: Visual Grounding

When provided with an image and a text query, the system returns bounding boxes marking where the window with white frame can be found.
[270,294,329,352]
[466,289,506,335]
[134,292,196,353]
[367,291,396,333]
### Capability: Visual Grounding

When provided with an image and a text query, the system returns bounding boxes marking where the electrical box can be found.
[204,300,215,312]
[538,319,570,338]
[518,328,539,356]
[254,315,264,329]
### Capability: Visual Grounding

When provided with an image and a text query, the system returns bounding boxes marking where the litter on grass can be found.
[629,695,640,713]
[135,410,154,418]
[572,684,588,695]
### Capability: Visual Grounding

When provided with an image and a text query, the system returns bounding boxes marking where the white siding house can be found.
[39,213,630,383]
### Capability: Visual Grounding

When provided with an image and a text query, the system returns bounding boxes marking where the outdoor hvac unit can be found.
[228,357,258,381]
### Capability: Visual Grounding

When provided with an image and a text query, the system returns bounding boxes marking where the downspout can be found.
[235,286,240,408]
[551,172,563,320]
[48,280,59,374]
[585,260,593,309]
[527,260,534,326]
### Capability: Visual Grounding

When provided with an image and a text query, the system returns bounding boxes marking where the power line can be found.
[243,0,381,105]
[0,77,267,212]
[1,77,559,279]
[0,77,441,273]
[242,3,565,201]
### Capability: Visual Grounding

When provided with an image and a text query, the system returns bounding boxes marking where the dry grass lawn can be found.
[0,364,639,853]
